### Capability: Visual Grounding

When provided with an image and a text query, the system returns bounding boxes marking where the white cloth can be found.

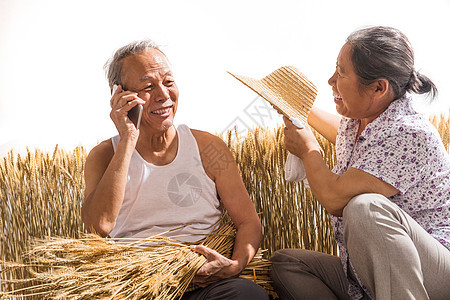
[109,124,223,243]
[284,118,309,188]
[285,153,306,181]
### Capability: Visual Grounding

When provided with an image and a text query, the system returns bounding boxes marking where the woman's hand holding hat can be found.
[283,116,321,160]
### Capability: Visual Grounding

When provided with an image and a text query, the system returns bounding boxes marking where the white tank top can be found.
[110,124,223,242]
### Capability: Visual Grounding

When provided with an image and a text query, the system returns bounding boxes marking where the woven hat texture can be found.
[228,66,317,123]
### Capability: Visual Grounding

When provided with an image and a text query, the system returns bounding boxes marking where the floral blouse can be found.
[330,95,450,299]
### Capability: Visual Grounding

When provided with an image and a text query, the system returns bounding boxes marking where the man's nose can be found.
[152,84,170,102]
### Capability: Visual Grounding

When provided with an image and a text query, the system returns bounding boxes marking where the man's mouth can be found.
[151,106,172,116]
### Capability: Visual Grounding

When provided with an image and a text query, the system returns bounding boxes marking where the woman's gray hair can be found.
[346,26,437,100]
[104,39,164,87]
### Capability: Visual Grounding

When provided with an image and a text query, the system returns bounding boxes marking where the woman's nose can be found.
[328,71,337,86]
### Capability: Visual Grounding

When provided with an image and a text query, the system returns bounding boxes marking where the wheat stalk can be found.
[0,220,272,299]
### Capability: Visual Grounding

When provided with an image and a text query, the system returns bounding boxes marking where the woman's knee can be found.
[343,193,404,248]
[343,193,372,216]
[343,193,389,222]
[342,194,387,240]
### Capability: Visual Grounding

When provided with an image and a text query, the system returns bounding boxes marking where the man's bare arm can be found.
[191,131,262,285]
[81,138,135,236]
[82,85,143,236]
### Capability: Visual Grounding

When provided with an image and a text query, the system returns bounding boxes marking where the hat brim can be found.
[228,66,317,123]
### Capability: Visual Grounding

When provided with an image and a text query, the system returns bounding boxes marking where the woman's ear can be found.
[371,78,392,100]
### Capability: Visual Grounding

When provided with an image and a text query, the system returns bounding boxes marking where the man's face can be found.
[121,49,179,132]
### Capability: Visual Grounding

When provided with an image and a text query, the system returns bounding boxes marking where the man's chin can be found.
[159,119,174,132]
[141,117,174,133]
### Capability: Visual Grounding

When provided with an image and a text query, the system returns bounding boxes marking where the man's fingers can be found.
[191,245,220,277]
[111,95,129,109]
[190,244,213,258]
[110,91,142,109]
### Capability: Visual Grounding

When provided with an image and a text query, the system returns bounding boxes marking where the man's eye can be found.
[165,80,175,86]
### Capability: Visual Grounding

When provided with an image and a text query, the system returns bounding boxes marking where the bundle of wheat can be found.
[0,220,273,299]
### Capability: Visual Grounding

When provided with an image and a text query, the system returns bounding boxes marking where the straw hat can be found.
[228,66,317,123]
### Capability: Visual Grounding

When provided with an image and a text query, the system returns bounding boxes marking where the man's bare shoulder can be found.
[86,139,114,166]
[190,129,228,150]
[190,128,237,181]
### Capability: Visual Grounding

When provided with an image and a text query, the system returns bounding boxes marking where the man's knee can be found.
[271,248,303,263]
[203,277,269,300]
[270,249,311,277]
[270,249,297,285]
[270,249,329,285]
[232,277,268,299]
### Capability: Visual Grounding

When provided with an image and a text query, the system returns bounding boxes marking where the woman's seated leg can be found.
[343,193,450,299]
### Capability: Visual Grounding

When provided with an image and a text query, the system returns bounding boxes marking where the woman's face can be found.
[328,43,378,121]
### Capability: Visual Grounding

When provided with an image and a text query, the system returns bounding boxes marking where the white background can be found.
[1,0,449,156]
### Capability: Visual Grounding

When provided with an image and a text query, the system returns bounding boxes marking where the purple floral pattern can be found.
[330,95,450,299]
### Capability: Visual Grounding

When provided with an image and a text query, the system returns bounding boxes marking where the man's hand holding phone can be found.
[110,84,144,141]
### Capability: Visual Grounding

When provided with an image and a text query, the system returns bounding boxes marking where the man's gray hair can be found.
[104,39,164,87]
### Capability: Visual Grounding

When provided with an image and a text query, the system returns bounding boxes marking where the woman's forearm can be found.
[307,106,341,144]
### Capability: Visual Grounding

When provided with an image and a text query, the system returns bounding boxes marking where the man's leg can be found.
[270,249,350,300]
[343,193,450,300]
[181,277,269,300]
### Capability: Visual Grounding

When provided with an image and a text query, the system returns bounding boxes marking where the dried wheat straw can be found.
[1,220,272,299]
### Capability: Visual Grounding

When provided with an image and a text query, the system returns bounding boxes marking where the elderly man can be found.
[81,40,268,299]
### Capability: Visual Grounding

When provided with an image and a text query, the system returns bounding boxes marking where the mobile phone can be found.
[128,103,143,129]
[112,84,143,129]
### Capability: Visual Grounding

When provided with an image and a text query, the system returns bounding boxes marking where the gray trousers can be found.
[181,277,269,300]
[271,193,450,300]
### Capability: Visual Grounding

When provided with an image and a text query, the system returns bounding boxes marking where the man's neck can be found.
[135,125,178,165]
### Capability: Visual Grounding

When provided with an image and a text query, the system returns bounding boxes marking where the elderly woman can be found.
[270,26,450,299]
